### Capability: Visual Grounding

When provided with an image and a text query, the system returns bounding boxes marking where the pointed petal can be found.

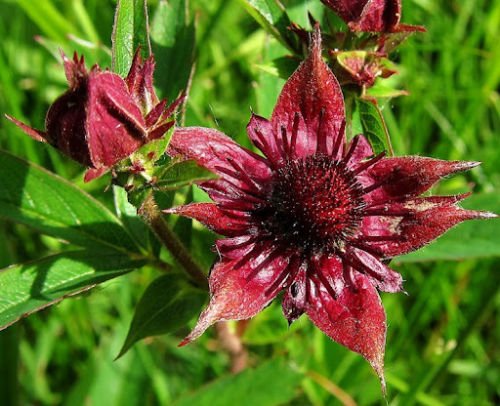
[306,256,386,383]
[365,157,480,203]
[180,250,291,345]
[271,28,345,160]
[362,194,496,258]
[164,203,250,236]
[168,127,272,188]
[5,115,48,143]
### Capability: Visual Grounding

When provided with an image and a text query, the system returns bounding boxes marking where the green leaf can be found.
[150,0,195,103]
[155,159,217,190]
[0,150,138,253]
[111,0,150,76]
[173,358,302,406]
[355,99,394,155]
[117,274,206,358]
[238,0,298,53]
[397,192,500,263]
[0,250,146,331]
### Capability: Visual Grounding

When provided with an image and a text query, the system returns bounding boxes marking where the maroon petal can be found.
[164,203,250,236]
[365,157,480,204]
[362,195,497,258]
[86,71,147,168]
[271,28,345,160]
[168,127,272,187]
[306,255,386,385]
[180,250,291,346]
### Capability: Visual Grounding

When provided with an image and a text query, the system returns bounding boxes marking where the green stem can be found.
[139,194,208,290]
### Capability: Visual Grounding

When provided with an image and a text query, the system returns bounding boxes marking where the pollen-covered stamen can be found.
[257,154,365,254]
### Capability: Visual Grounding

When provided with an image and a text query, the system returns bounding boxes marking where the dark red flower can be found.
[321,0,425,33]
[166,31,493,384]
[6,50,182,181]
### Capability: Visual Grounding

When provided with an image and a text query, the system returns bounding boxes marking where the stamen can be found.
[353,151,386,175]
[245,247,283,281]
[316,108,328,155]
[264,256,299,296]
[290,112,300,158]
[232,242,267,270]
[342,135,360,165]
[226,157,263,193]
[313,262,338,299]
[330,119,345,159]
[362,179,386,195]
[281,125,290,157]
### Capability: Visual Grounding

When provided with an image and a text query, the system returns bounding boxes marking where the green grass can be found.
[0,0,499,405]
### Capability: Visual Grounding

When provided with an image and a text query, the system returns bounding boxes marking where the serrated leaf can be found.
[117,274,206,358]
[150,0,195,104]
[238,0,297,53]
[355,99,394,155]
[397,193,500,262]
[0,250,146,331]
[155,159,217,190]
[0,150,138,253]
[112,0,150,76]
[173,358,302,406]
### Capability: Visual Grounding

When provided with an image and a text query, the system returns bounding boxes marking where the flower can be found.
[321,0,425,33]
[166,31,494,384]
[6,50,182,181]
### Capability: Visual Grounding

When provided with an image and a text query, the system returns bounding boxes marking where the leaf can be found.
[150,0,195,104]
[355,99,394,155]
[155,159,218,190]
[0,250,146,331]
[173,358,302,406]
[238,0,298,53]
[396,192,500,262]
[0,150,138,252]
[112,0,151,76]
[117,274,206,358]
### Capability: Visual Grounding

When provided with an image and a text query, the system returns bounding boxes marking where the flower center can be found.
[258,154,365,255]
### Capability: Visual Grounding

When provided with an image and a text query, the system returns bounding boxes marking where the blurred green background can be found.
[0,0,499,405]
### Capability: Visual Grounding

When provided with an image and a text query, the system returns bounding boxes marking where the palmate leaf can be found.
[0,150,139,253]
[0,249,146,331]
[117,274,206,358]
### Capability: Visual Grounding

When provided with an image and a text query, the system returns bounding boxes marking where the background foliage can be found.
[0,0,499,405]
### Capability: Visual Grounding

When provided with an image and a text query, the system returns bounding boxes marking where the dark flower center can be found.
[258,154,365,255]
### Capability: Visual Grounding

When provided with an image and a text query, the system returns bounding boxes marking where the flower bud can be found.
[6,50,182,181]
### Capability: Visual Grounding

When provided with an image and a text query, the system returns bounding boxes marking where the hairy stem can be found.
[139,193,208,290]
[215,321,248,373]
